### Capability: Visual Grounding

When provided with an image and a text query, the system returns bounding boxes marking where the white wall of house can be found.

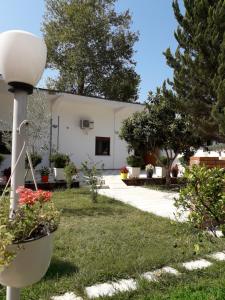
[0,82,144,171]
[51,94,143,169]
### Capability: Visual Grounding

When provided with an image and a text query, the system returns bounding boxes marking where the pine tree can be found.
[42,0,140,102]
[164,0,225,141]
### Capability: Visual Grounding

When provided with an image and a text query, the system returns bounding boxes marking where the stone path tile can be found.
[85,266,180,298]
[161,266,180,276]
[51,292,83,300]
[85,278,137,299]
[142,266,180,281]
[208,251,225,261]
[182,259,212,271]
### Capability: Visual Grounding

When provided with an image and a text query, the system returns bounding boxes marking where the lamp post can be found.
[0,30,47,300]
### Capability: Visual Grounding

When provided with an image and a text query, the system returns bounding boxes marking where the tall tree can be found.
[42,0,140,102]
[164,0,225,141]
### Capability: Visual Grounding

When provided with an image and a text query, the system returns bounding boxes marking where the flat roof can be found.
[36,87,144,106]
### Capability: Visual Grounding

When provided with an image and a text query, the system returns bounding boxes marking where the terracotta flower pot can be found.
[0,233,54,288]
[41,175,49,183]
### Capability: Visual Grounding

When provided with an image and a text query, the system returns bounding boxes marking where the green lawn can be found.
[0,188,225,299]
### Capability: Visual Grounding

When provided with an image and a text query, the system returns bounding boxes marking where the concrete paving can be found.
[99,173,187,222]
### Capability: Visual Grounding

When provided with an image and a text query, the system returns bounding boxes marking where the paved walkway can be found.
[99,173,187,222]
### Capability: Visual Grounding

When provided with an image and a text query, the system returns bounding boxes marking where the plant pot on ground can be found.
[171,164,179,178]
[120,166,128,180]
[0,187,60,288]
[126,155,144,179]
[145,164,154,178]
[64,162,77,188]
[50,153,70,181]
[40,166,50,183]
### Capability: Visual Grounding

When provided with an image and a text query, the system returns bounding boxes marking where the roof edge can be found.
[35,87,144,106]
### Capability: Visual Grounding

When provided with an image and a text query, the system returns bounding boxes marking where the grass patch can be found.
[0,188,225,299]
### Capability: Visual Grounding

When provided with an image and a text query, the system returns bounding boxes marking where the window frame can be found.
[95,136,110,156]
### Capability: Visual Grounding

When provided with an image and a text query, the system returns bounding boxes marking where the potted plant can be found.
[3,167,11,183]
[40,166,50,183]
[64,162,77,188]
[25,152,42,182]
[0,187,60,288]
[50,153,70,181]
[171,164,179,178]
[126,155,143,178]
[0,154,4,167]
[120,166,129,180]
[145,164,154,178]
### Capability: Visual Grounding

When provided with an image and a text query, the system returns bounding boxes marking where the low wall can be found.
[190,156,225,168]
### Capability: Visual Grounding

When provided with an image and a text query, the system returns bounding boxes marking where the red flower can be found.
[120,166,128,174]
[16,186,52,206]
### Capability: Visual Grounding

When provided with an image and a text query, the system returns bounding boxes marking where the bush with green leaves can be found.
[81,158,104,203]
[64,162,77,188]
[0,154,4,167]
[25,152,42,169]
[126,155,143,167]
[175,165,225,234]
[40,166,50,176]
[50,153,70,168]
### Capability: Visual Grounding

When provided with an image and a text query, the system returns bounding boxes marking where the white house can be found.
[0,79,144,170]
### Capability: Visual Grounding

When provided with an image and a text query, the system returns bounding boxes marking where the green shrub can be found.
[126,155,143,167]
[25,152,42,169]
[50,153,70,168]
[0,154,4,167]
[81,158,104,203]
[40,166,50,176]
[64,162,77,188]
[175,165,225,233]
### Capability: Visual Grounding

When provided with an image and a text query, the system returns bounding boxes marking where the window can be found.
[0,131,11,154]
[95,137,110,156]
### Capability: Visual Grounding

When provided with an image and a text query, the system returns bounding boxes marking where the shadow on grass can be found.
[62,206,126,217]
[45,257,79,280]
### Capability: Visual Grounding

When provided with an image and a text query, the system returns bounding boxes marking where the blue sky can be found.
[0,0,181,102]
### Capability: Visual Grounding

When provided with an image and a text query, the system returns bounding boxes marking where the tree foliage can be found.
[120,84,201,183]
[42,0,140,102]
[164,0,225,141]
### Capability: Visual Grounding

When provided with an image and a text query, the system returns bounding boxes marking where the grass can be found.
[0,188,225,299]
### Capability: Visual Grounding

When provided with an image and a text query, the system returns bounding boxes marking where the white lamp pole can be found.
[0,30,47,300]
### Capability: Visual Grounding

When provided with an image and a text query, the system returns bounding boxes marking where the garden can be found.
[2,0,225,299]
[1,188,225,300]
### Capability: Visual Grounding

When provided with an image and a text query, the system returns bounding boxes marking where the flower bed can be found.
[122,177,183,186]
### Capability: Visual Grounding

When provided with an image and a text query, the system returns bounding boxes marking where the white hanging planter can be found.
[53,167,65,181]
[0,232,54,288]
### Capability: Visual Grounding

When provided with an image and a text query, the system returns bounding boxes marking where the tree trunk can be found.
[165,165,172,186]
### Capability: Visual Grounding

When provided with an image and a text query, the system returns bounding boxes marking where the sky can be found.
[0,0,181,102]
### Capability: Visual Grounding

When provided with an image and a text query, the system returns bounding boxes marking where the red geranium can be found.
[16,186,52,206]
[120,166,128,174]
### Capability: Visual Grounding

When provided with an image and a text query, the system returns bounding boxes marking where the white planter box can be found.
[155,167,166,178]
[24,169,33,182]
[53,167,65,181]
[0,233,54,288]
[127,167,140,178]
